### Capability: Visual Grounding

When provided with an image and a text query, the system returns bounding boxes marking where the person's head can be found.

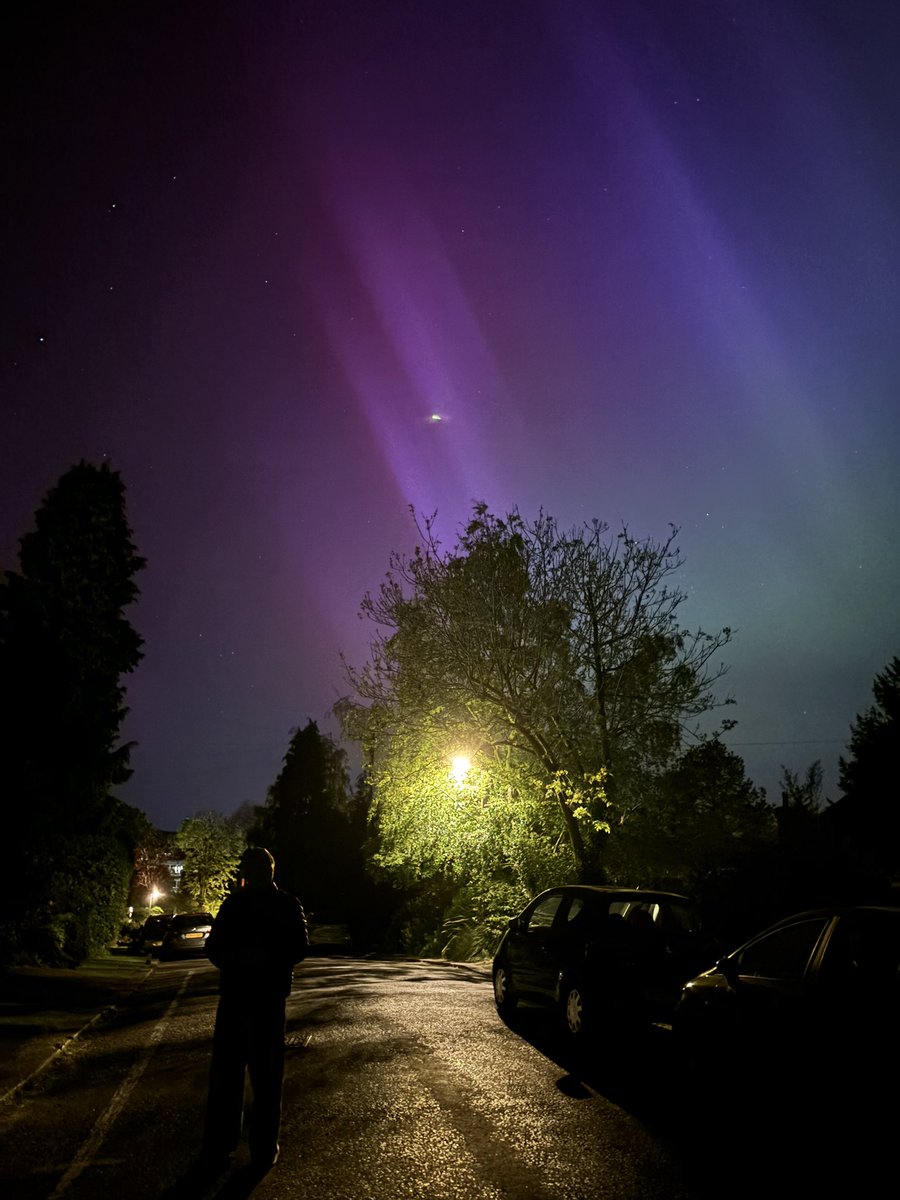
[240,846,275,889]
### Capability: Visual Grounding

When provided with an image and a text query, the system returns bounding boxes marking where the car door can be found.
[506,890,568,1000]
[726,915,832,1060]
[810,909,900,1080]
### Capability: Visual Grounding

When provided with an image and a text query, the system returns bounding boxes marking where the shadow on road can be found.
[159,1159,275,1200]
[498,1005,891,1199]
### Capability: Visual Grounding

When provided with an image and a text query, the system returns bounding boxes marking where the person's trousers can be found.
[203,990,287,1164]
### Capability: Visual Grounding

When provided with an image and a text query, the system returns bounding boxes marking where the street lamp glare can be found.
[450,755,471,786]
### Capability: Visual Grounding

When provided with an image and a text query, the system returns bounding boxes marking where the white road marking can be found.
[48,970,195,1198]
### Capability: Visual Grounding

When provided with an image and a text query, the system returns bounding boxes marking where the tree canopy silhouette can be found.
[248,720,361,921]
[0,461,145,964]
[836,656,900,878]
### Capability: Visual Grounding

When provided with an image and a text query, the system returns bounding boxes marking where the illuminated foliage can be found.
[341,504,733,887]
[132,828,179,905]
[366,733,575,884]
[176,812,244,914]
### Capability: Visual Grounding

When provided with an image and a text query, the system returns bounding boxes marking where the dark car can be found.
[159,912,214,959]
[137,914,172,955]
[492,885,710,1040]
[673,904,900,1090]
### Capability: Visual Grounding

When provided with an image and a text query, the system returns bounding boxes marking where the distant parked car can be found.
[308,921,353,954]
[492,886,712,1040]
[137,914,172,956]
[673,904,900,1090]
[159,912,214,960]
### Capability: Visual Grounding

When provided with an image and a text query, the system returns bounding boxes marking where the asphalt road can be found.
[1,955,883,1200]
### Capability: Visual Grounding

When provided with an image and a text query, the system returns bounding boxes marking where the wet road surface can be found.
[3,955,878,1200]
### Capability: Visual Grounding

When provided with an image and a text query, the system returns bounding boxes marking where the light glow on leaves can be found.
[449,754,471,785]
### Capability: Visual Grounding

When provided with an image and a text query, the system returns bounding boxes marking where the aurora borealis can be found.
[2,1,898,828]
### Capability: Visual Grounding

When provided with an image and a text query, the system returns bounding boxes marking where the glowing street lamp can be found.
[449,754,471,786]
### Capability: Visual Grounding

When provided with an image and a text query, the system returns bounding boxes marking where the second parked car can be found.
[159,912,214,960]
[493,885,712,1040]
[673,903,900,1087]
[137,914,171,956]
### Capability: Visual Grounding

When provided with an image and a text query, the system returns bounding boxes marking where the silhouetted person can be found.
[201,846,308,1175]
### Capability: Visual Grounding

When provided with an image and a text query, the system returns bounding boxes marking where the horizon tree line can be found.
[3,466,894,966]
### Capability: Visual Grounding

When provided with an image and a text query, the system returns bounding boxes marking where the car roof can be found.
[533,885,695,904]
[730,904,900,952]
[767,904,900,926]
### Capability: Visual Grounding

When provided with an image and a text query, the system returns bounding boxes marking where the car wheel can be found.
[562,982,587,1039]
[493,962,518,1015]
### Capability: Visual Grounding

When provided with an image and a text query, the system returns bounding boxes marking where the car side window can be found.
[556,896,596,937]
[819,912,900,987]
[526,893,564,931]
[656,901,701,936]
[735,919,829,980]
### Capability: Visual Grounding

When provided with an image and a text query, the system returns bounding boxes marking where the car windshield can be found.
[173,914,212,929]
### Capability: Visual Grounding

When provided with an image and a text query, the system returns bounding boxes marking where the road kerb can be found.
[0,962,155,1106]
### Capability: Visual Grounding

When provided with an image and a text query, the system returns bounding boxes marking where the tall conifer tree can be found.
[0,461,145,962]
[249,721,352,917]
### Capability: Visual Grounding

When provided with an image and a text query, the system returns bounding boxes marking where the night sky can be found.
[3,1,898,832]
